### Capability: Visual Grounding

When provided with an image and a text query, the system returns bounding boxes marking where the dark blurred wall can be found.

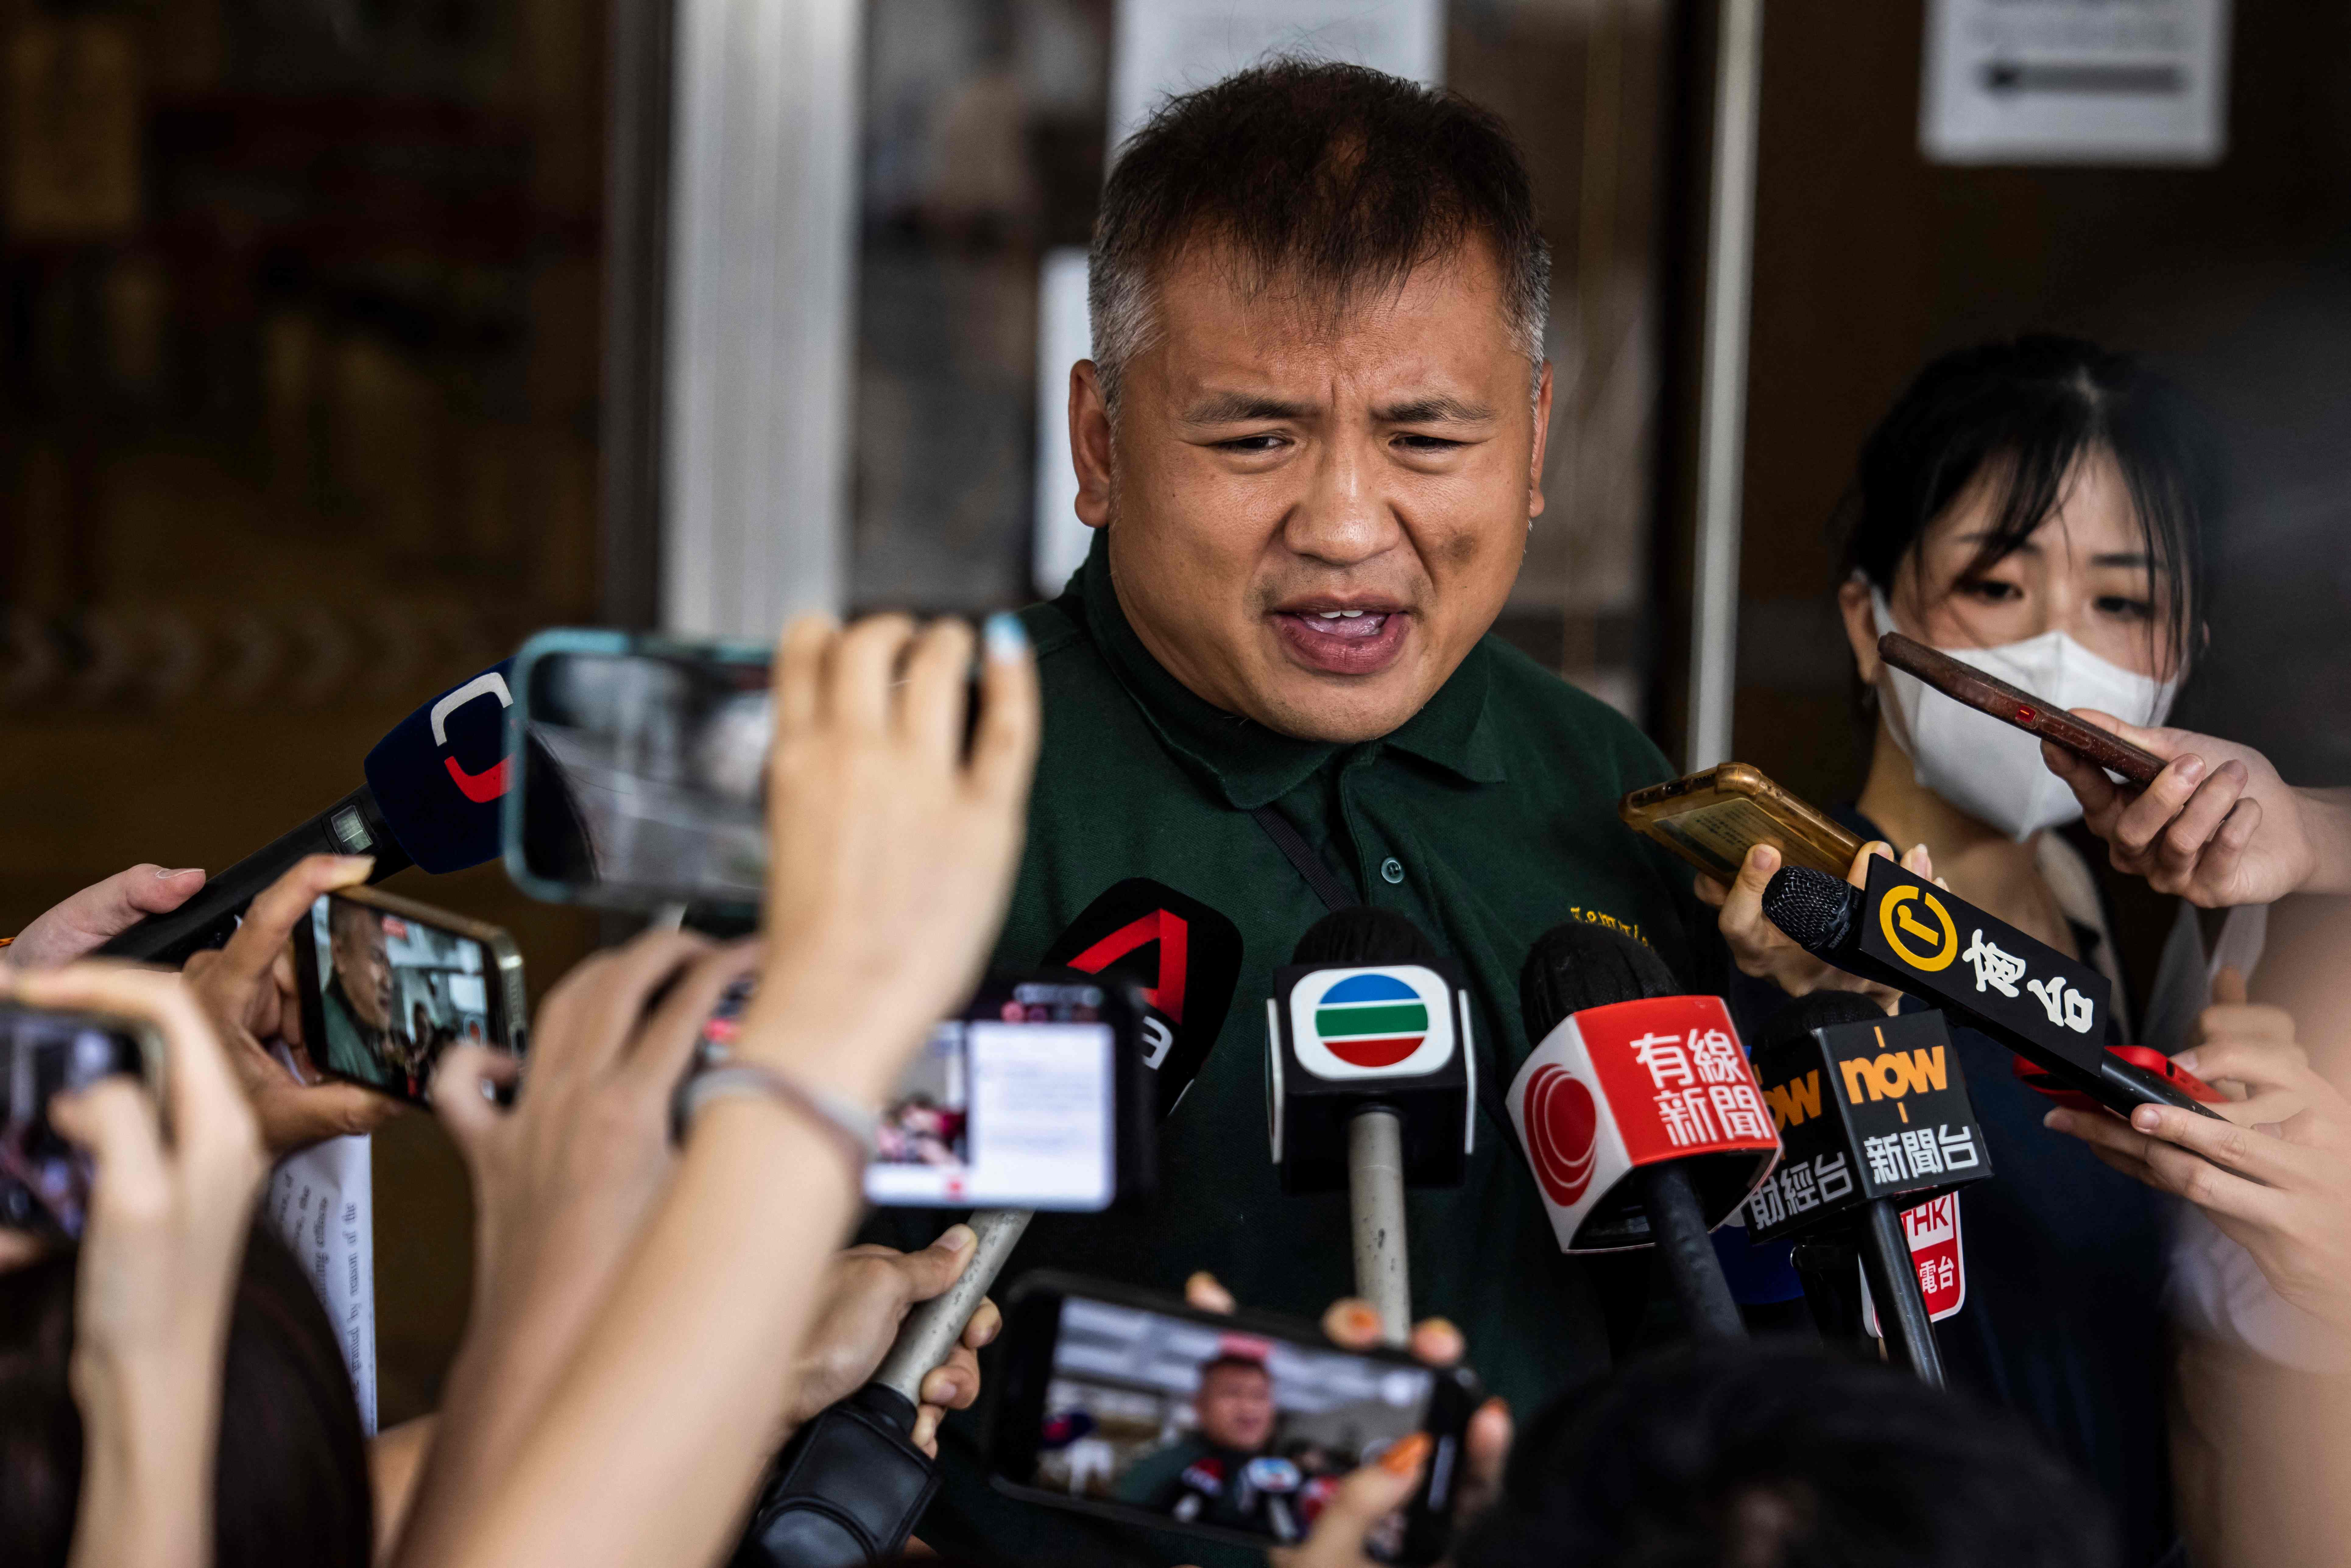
[1702,0,2351,812]
[0,0,610,1423]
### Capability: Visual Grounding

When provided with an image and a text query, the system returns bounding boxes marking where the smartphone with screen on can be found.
[987,1272,1479,1564]
[0,1005,162,1237]
[1619,762,1864,886]
[693,974,1154,1210]
[293,887,526,1108]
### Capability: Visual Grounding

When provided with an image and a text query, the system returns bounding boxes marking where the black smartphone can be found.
[293,886,527,1107]
[987,1272,1479,1563]
[0,1004,161,1237]
[695,974,1154,1211]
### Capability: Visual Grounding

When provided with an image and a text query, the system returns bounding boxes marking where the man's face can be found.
[332,911,394,1031]
[1071,240,1550,742]
[1194,1363,1276,1453]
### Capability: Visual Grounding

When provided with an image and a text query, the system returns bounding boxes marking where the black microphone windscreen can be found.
[1518,920,1681,1043]
[1760,866,1860,956]
[1041,878,1244,1122]
[1757,988,1886,1056]
[363,661,519,873]
[1289,906,1445,968]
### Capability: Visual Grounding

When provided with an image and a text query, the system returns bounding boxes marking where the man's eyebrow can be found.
[1376,394,1494,424]
[1182,391,1318,423]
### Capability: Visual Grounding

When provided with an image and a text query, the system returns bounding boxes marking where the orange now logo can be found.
[1763,1070,1823,1131]
[1838,1045,1948,1104]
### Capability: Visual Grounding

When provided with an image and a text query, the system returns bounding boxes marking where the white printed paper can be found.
[1922,0,2230,166]
[263,1134,377,1433]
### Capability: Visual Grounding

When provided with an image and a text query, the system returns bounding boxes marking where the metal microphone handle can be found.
[1857,1197,1945,1387]
[871,1207,1032,1403]
[1347,1107,1411,1345]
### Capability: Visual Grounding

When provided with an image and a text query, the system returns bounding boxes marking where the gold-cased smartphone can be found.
[1619,763,1864,886]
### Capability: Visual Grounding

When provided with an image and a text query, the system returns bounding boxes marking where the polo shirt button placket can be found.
[1379,856,1405,885]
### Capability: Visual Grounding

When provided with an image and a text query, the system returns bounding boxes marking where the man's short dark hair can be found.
[1089,59,1549,415]
[1197,1353,1272,1383]
[1456,1342,2117,1568]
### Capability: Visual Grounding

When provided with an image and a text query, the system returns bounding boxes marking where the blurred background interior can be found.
[2,0,2346,1422]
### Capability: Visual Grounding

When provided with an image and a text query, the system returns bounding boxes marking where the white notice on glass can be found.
[1921,0,2230,166]
[1111,0,1442,150]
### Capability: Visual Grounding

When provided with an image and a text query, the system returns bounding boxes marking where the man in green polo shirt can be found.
[902,61,1726,1565]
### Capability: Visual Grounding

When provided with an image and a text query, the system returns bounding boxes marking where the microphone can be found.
[729,879,1245,1568]
[1510,922,1777,1341]
[1745,991,1995,1385]
[95,662,530,964]
[1759,857,2222,1121]
[1265,907,1473,1341]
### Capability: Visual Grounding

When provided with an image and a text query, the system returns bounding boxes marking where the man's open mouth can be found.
[1269,604,1413,675]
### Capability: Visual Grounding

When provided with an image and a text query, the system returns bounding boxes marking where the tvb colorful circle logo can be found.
[1287,965,1456,1081]
[1523,1065,1600,1206]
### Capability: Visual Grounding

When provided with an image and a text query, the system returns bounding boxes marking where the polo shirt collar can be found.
[1066,531,1507,811]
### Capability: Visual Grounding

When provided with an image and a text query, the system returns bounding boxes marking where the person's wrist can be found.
[2295,787,2351,896]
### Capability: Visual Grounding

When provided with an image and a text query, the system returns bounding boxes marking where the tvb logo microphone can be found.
[1043,879,1243,1119]
[1266,960,1474,1192]
[1505,995,1780,1253]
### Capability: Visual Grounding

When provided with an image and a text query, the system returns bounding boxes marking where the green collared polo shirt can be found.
[897,532,1721,1565]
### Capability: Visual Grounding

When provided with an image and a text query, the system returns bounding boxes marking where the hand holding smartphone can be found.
[0,1004,159,1236]
[292,888,525,1107]
[1620,763,1864,886]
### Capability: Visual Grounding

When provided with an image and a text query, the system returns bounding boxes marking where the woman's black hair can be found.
[0,1225,373,1568]
[1835,334,2219,680]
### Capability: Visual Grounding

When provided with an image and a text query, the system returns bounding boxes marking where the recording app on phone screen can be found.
[307,895,496,1101]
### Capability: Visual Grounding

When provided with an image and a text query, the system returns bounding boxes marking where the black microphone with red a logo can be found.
[1510,922,1779,1340]
[729,878,1244,1568]
[1746,991,1995,1385]
[96,660,566,964]
[1265,907,1474,1341]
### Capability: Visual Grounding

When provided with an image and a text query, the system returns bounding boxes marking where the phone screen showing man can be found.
[1030,1295,1436,1546]
[307,894,498,1104]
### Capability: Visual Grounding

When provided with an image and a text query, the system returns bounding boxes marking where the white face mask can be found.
[1870,588,2178,842]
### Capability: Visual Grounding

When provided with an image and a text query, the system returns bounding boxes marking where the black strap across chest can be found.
[1248,805,1357,913]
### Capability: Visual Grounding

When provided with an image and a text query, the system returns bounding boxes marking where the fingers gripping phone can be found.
[0,1005,161,1237]
[1620,763,1865,886]
[987,1273,1479,1564]
[293,887,525,1107]
[693,974,1155,1211]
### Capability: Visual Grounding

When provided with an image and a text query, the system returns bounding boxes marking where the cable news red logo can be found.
[1522,1065,1600,1205]
[431,671,514,802]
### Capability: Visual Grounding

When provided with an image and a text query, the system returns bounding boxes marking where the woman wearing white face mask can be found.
[1706,336,2218,1568]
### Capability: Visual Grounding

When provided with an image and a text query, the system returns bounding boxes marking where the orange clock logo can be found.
[1880,885,1957,972]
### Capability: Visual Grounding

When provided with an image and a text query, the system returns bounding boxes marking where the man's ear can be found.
[1526,360,1553,520]
[1837,576,1882,685]
[1070,359,1114,530]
